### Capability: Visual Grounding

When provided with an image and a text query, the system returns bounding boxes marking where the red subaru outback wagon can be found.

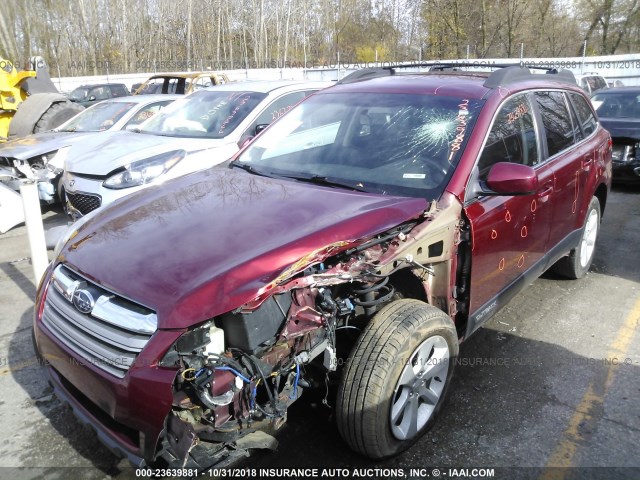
[34,65,612,469]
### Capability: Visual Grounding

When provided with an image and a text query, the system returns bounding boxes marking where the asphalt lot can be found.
[0,187,638,480]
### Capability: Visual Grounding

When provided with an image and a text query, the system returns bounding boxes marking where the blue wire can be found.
[214,366,251,383]
[290,361,300,400]
[251,385,257,409]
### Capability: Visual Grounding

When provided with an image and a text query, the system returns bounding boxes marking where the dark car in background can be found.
[69,83,130,107]
[34,65,611,470]
[592,86,640,183]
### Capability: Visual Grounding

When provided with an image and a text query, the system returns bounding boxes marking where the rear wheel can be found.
[34,101,84,132]
[552,196,601,279]
[336,299,458,458]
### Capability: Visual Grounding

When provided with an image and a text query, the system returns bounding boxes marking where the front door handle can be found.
[538,182,554,200]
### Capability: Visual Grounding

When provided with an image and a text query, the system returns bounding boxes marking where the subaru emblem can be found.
[72,288,94,314]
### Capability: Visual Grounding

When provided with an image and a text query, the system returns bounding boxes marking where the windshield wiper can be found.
[282,174,368,192]
[231,161,276,178]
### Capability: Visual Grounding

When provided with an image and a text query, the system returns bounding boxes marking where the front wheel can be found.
[552,196,601,279]
[336,299,458,459]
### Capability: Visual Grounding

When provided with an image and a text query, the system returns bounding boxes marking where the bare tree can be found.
[1,0,638,79]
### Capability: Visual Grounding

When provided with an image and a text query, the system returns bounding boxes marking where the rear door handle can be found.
[582,157,593,171]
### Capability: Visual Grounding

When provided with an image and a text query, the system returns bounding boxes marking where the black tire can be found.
[34,101,84,132]
[55,175,66,205]
[552,196,601,280]
[336,299,458,459]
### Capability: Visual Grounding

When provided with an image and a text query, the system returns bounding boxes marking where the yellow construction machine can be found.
[0,56,84,142]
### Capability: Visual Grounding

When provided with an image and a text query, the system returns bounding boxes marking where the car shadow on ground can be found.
[6,194,638,477]
[589,184,640,284]
[6,284,129,479]
[241,325,638,473]
[8,296,638,477]
[4,204,131,478]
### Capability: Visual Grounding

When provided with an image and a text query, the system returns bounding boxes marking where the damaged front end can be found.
[156,193,467,469]
[0,148,67,203]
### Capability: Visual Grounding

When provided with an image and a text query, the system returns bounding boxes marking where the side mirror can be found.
[255,124,269,135]
[485,162,537,195]
[88,95,96,101]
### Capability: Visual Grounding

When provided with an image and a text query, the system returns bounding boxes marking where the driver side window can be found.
[91,87,109,100]
[477,94,538,181]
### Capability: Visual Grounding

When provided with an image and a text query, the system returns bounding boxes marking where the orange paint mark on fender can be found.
[517,254,525,268]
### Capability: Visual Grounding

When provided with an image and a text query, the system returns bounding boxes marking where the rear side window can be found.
[477,94,539,180]
[570,93,597,137]
[110,85,129,97]
[534,92,574,157]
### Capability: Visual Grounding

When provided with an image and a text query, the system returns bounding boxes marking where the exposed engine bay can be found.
[157,197,470,468]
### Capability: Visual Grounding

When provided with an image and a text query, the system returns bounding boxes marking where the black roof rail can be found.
[336,67,395,85]
[482,65,533,87]
[545,68,577,84]
[483,65,577,88]
[336,62,577,88]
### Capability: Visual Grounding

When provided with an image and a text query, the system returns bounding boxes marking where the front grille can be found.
[42,264,157,378]
[67,191,102,215]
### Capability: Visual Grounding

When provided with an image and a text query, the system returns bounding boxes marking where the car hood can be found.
[59,167,428,329]
[66,131,229,175]
[599,118,640,142]
[0,131,95,160]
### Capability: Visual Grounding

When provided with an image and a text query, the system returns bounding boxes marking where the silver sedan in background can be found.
[0,95,179,204]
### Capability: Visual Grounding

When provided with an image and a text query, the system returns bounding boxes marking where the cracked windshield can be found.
[237,92,483,198]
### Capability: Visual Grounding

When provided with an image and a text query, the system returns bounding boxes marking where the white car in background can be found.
[575,72,609,95]
[0,95,178,204]
[62,80,331,218]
